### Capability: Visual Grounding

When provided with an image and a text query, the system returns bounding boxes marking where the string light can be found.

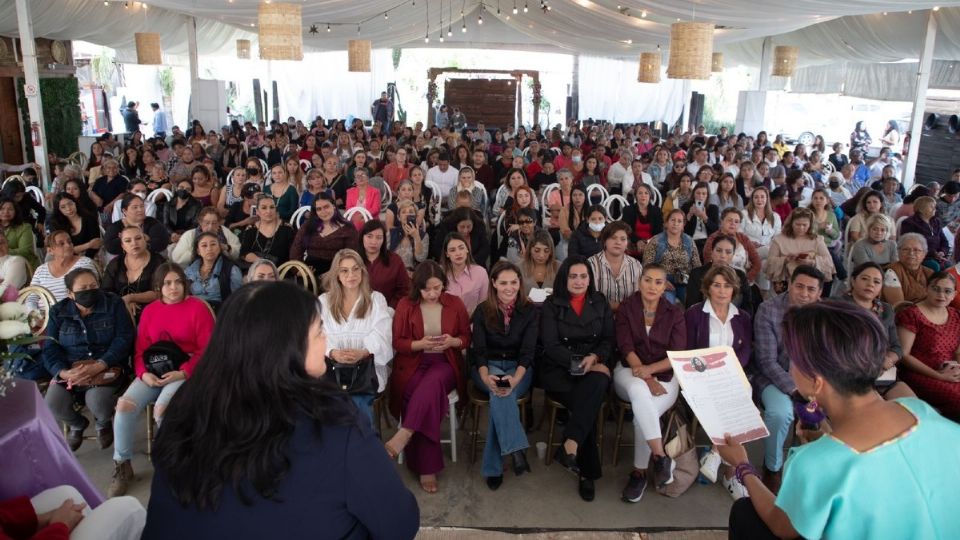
[513,0,518,15]
[523,2,529,13]
[384,11,389,19]
[641,10,647,18]
[326,23,331,32]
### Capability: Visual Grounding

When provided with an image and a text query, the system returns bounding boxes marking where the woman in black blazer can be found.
[469,261,538,491]
[142,282,419,540]
[684,264,753,501]
[680,181,720,257]
[540,255,615,502]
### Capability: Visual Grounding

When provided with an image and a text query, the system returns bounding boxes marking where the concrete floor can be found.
[74,389,764,535]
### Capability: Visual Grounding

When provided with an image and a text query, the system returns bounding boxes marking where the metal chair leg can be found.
[545,404,558,465]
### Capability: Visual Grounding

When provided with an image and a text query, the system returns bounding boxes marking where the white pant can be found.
[30,485,145,540]
[613,364,680,469]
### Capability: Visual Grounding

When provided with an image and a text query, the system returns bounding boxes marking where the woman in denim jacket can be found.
[42,267,135,452]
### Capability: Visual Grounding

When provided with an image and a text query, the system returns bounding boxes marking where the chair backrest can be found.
[604,194,630,221]
[540,182,560,223]
[299,159,312,172]
[344,206,374,224]
[277,260,319,295]
[291,205,312,229]
[1,175,24,189]
[17,285,57,335]
[26,186,43,205]
[146,188,173,204]
[585,183,609,206]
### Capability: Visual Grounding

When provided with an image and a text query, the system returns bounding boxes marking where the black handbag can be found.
[143,340,190,377]
[324,355,377,395]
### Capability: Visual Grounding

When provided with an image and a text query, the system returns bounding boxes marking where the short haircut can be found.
[913,195,936,215]
[790,265,826,287]
[897,232,928,252]
[409,260,448,301]
[700,264,741,299]
[45,229,71,249]
[600,221,631,248]
[720,207,742,221]
[863,212,892,233]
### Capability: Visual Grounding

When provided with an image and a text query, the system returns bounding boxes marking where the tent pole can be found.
[758,37,773,91]
[902,10,937,190]
[681,80,692,131]
[186,15,200,123]
[14,0,49,188]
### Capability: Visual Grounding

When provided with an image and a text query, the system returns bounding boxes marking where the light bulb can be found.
[448,27,452,36]
[385,12,389,19]
[461,23,467,32]
[326,23,331,32]
[478,15,483,24]
[439,34,444,42]
[641,10,647,18]
[425,35,430,43]
[524,3,529,13]
[513,7,518,14]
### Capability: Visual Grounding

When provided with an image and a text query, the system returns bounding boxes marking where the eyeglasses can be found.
[898,248,925,254]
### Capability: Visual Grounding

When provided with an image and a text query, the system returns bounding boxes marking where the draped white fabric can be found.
[577,56,686,124]
[790,61,960,101]
[4,1,960,64]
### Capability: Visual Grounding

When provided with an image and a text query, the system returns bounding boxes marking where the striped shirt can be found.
[588,252,642,307]
[30,257,99,302]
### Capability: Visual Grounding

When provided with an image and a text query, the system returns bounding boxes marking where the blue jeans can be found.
[760,385,794,472]
[470,360,532,478]
[351,393,375,429]
[114,378,184,462]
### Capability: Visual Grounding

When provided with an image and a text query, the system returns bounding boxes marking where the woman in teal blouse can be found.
[719,300,960,539]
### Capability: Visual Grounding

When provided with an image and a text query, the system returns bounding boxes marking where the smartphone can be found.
[569,354,586,376]
[495,377,511,388]
[695,200,704,209]
[250,206,258,218]
[406,215,416,226]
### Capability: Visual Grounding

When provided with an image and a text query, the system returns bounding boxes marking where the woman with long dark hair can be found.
[540,255,615,501]
[359,219,410,308]
[289,192,358,277]
[47,192,102,258]
[143,281,419,538]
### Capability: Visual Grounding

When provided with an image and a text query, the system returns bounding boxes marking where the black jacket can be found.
[104,216,171,256]
[621,203,663,244]
[683,263,757,316]
[539,291,615,393]
[680,200,720,238]
[567,221,602,259]
[468,302,539,369]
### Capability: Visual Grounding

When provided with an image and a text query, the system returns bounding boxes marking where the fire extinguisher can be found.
[31,122,40,147]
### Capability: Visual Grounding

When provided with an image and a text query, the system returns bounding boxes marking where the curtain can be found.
[577,56,686,123]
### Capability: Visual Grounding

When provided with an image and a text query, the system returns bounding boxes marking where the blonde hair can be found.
[322,249,373,324]
[913,196,936,215]
[864,213,892,233]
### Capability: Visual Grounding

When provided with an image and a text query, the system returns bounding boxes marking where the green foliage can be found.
[159,67,175,98]
[16,78,82,162]
[392,48,402,71]
[90,50,115,94]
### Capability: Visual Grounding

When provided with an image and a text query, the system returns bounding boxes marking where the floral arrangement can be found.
[0,292,47,397]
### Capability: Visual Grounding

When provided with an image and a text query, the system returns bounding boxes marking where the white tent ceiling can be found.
[2,1,960,66]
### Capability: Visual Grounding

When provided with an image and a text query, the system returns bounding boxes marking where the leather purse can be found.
[69,360,123,387]
[324,355,377,395]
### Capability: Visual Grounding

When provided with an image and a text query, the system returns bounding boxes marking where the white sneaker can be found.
[699,449,721,483]
[721,474,749,500]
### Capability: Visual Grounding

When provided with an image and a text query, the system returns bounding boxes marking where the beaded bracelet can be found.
[735,462,760,485]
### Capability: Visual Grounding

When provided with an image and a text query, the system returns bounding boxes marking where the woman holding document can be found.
[719,300,960,540]
[614,264,687,503]
[685,264,753,500]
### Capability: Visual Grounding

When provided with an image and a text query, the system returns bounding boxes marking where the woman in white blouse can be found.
[319,248,394,425]
[740,186,782,294]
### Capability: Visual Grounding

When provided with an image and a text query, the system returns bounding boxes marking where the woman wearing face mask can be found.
[42,268,135,453]
[103,193,170,256]
[102,226,164,320]
[386,260,471,494]
[567,205,607,260]
[220,136,246,173]
[108,262,215,497]
[165,179,203,241]
[839,262,913,401]
[47,193,103,258]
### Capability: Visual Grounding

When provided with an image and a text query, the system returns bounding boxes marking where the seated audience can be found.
[752,266,825,492]
[685,234,755,314]
[468,261,536,490]
[740,186,782,293]
[621,183,663,256]
[642,209,701,303]
[345,168,382,230]
[109,263,215,497]
[244,258,279,282]
[680,181,720,256]
[387,261,471,494]
[319,249,394,425]
[615,264,687,503]
[766,207,835,294]
[239,195,295,268]
[539,255,615,502]
[883,233,934,306]
[43,268,135,452]
[104,194,170,256]
[702,208,761,284]
[142,281,419,538]
[164,178,203,238]
[359,219,411,308]
[289,192,358,277]
[184,232,243,311]
[587,221,642,311]
[899,195,950,270]
[102,226,165,320]
[896,271,960,419]
[171,207,241,266]
[567,205,607,260]
[30,231,98,302]
[722,300,960,540]
[48,192,102,258]
[388,200,429,272]
[848,213,898,271]
[0,196,38,270]
[520,230,559,302]
[440,232,489,316]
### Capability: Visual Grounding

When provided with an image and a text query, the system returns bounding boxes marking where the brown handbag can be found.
[70,360,123,387]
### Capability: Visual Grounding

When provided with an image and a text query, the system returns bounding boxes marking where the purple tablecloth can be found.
[0,379,104,507]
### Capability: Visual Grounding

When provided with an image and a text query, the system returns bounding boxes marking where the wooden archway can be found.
[426,67,541,128]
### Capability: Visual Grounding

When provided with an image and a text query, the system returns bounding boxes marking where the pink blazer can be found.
[345,186,382,230]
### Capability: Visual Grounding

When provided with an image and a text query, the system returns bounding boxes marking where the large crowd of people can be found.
[2,108,960,539]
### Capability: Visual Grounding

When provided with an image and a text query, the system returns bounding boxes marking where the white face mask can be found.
[588,222,605,232]
[572,156,583,164]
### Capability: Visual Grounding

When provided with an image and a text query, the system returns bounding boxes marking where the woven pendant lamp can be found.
[134,33,162,65]
[711,52,724,72]
[258,2,303,61]
[772,46,799,77]
[348,39,372,72]
[236,39,251,60]
[637,52,661,83]
[666,22,714,80]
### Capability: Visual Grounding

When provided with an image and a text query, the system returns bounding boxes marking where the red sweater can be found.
[0,496,69,540]
[134,296,215,378]
[366,253,412,309]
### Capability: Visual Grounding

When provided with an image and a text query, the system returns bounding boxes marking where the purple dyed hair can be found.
[782,300,885,395]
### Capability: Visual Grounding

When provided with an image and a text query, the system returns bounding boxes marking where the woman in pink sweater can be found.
[108,262,215,497]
